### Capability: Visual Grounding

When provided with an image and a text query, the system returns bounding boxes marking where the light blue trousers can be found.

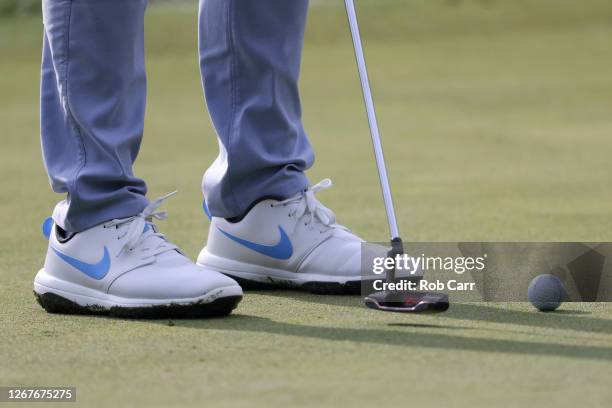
[41,0,313,232]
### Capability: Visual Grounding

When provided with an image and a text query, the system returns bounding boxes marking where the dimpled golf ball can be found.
[528,274,565,312]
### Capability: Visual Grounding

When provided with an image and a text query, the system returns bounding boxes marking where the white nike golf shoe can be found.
[34,193,243,318]
[197,179,369,294]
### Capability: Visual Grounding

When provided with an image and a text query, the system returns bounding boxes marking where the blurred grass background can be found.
[1,1,612,407]
[3,0,612,245]
[0,0,38,17]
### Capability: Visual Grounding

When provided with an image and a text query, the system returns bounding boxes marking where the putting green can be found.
[1,1,612,406]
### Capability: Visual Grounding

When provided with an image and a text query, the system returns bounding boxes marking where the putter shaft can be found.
[344,0,400,240]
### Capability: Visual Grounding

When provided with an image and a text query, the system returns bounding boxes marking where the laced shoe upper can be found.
[202,179,365,277]
[103,191,180,259]
[41,193,240,299]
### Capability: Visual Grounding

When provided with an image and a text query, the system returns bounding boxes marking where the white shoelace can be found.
[271,179,347,231]
[104,192,178,257]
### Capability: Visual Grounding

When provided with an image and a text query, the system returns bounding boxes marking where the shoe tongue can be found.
[143,222,156,234]
[304,193,336,227]
[140,222,164,242]
[126,220,165,249]
[113,218,152,239]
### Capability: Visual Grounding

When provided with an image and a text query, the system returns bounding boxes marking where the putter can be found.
[344,0,449,313]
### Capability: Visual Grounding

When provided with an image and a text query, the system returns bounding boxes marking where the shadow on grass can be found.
[253,291,612,335]
[444,304,612,334]
[550,310,592,315]
[167,314,612,362]
[387,322,466,329]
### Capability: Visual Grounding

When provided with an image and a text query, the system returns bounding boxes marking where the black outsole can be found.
[34,291,242,319]
[229,275,364,295]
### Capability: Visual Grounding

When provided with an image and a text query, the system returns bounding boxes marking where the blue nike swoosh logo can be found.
[51,246,111,280]
[217,225,293,260]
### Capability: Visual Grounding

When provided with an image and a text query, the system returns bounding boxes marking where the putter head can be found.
[364,290,449,314]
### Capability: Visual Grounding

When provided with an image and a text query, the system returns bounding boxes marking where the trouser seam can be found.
[62,0,87,204]
[226,0,241,215]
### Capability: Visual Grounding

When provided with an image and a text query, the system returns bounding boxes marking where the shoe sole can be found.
[34,271,243,319]
[35,291,242,319]
[197,249,363,295]
[228,275,362,295]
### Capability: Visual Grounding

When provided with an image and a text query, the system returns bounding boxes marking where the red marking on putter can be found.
[403,298,419,306]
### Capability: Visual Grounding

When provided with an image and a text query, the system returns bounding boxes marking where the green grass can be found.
[1,1,612,406]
